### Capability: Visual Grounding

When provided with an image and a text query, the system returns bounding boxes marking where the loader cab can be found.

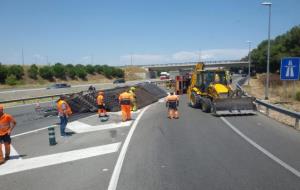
[195,70,227,92]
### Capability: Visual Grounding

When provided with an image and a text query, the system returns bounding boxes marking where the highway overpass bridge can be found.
[137,60,249,78]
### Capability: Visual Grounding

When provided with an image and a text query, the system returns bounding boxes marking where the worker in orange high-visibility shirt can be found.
[97,91,108,118]
[165,92,179,119]
[57,96,72,137]
[0,104,16,165]
[119,89,133,122]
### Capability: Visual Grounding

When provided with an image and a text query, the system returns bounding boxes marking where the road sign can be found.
[280,57,300,80]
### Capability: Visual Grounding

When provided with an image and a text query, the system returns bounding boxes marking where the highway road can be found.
[0,94,300,190]
[0,79,157,102]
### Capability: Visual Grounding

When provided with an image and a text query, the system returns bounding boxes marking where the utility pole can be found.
[261,1,272,100]
[22,48,24,66]
[247,41,252,85]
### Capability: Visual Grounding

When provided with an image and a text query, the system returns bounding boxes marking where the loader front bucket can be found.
[213,97,256,115]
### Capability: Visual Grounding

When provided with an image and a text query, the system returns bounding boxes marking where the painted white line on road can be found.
[221,117,300,178]
[0,142,121,176]
[11,125,57,138]
[67,120,132,133]
[1,144,22,160]
[108,105,150,190]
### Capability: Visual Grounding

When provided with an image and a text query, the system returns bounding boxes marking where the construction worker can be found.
[165,92,179,119]
[97,91,108,117]
[57,96,72,137]
[0,104,16,165]
[119,89,133,122]
[128,86,137,111]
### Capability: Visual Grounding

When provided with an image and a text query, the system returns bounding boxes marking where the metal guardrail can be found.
[0,92,75,104]
[237,77,300,129]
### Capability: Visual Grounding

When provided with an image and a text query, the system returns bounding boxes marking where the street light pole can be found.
[246,41,252,85]
[262,1,272,100]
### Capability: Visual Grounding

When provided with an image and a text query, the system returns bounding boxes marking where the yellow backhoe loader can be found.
[187,63,256,115]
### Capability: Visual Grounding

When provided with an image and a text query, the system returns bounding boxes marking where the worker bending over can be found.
[97,91,108,118]
[119,89,133,122]
[0,104,16,165]
[128,87,137,112]
[57,96,72,137]
[166,92,179,119]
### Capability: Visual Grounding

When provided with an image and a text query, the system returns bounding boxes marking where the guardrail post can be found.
[266,107,269,116]
[295,118,299,130]
[48,126,57,146]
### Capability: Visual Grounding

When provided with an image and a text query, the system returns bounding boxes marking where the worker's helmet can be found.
[130,86,136,91]
[98,91,104,95]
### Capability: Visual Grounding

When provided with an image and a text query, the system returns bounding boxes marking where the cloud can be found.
[120,49,248,65]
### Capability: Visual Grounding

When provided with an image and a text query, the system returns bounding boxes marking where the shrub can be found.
[5,75,18,86]
[28,64,39,79]
[0,64,8,83]
[52,63,66,79]
[8,65,24,80]
[296,91,300,101]
[39,66,54,80]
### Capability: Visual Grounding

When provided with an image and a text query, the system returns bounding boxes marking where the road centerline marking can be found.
[220,117,300,178]
[107,105,150,190]
[0,142,121,176]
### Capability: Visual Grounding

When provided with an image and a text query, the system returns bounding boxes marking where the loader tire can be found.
[201,98,212,113]
[190,92,201,108]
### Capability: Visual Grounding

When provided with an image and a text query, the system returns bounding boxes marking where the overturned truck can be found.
[40,83,167,117]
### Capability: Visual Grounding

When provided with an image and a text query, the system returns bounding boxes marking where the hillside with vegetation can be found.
[0,63,124,88]
[242,25,300,73]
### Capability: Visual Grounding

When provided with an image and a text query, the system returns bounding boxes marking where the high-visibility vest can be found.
[128,90,136,99]
[119,92,132,105]
[0,113,16,136]
[57,100,72,116]
[97,95,104,105]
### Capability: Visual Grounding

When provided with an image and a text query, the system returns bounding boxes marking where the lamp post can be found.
[246,40,252,85]
[261,1,272,100]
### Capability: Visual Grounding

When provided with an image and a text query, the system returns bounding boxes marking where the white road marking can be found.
[1,144,22,160]
[67,121,132,133]
[0,142,121,176]
[108,105,150,190]
[221,117,300,178]
[158,98,165,103]
[11,125,58,138]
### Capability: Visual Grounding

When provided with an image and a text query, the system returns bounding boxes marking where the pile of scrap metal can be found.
[38,83,167,117]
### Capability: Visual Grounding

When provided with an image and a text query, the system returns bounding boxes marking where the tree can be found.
[8,65,24,80]
[75,64,87,79]
[65,64,77,79]
[39,66,54,80]
[86,64,95,75]
[52,63,66,79]
[243,25,300,73]
[94,65,104,74]
[0,63,8,83]
[28,64,39,79]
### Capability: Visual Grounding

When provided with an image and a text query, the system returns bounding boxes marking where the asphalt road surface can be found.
[1,95,300,189]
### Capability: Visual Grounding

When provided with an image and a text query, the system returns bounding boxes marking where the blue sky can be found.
[0,0,299,66]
